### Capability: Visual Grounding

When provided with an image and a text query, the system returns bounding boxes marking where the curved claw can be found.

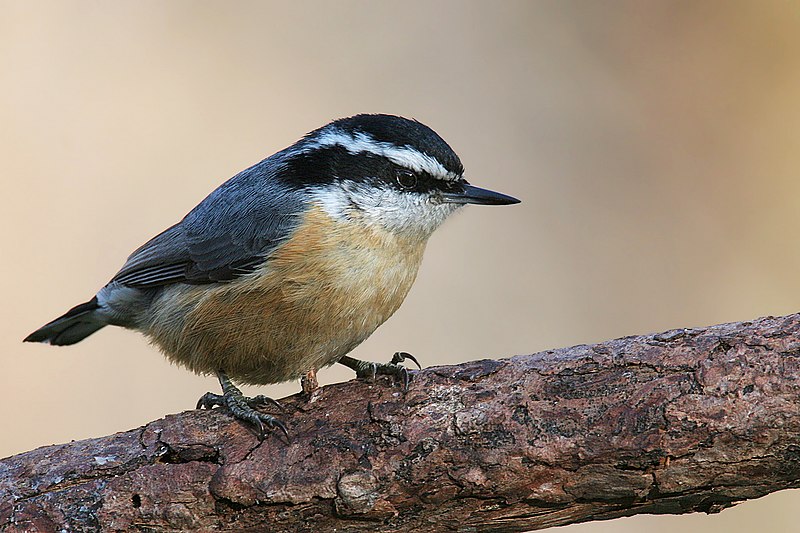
[362,362,378,380]
[400,366,410,391]
[198,372,290,440]
[249,395,285,412]
[247,412,289,441]
[231,402,288,441]
[270,418,290,439]
[196,391,222,410]
[392,351,421,370]
[251,417,266,441]
[338,354,418,391]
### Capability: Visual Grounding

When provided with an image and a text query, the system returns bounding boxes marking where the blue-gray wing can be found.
[111,158,306,288]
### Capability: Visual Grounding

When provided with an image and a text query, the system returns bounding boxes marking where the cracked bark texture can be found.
[2,314,800,532]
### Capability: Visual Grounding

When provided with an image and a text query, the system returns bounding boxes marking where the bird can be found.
[24,114,520,438]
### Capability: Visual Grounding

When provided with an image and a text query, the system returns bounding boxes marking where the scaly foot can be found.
[196,371,287,439]
[338,351,421,390]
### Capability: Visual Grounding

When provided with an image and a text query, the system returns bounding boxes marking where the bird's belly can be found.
[143,206,426,385]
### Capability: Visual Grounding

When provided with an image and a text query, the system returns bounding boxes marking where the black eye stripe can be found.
[283,146,392,187]
[390,166,463,194]
[283,146,463,195]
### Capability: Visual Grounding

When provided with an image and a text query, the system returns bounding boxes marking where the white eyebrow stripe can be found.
[306,129,461,181]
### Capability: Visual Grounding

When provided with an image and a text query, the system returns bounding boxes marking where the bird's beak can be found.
[441,184,521,205]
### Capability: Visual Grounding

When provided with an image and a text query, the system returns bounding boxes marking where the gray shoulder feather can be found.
[112,154,306,288]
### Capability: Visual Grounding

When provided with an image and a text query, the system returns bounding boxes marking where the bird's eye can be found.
[395,169,418,190]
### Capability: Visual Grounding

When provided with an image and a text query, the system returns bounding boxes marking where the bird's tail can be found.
[24,296,106,346]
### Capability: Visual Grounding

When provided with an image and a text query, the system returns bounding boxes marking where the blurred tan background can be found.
[2,1,799,531]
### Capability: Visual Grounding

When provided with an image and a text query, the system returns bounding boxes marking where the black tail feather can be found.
[24,296,105,346]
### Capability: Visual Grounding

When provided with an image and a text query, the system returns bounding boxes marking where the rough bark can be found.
[2,314,800,532]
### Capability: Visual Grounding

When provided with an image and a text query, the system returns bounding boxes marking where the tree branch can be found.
[2,314,800,532]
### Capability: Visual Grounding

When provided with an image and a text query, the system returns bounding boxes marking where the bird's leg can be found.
[301,367,319,395]
[196,371,287,440]
[338,351,421,390]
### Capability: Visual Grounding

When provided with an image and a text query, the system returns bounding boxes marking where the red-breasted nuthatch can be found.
[25,114,520,437]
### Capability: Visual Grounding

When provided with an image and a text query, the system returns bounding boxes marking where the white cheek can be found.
[309,183,460,237]
[358,189,462,236]
[308,186,352,220]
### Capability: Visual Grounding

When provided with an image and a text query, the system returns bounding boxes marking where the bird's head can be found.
[282,114,520,239]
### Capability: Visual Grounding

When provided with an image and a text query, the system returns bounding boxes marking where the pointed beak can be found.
[441,184,521,206]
